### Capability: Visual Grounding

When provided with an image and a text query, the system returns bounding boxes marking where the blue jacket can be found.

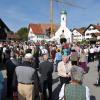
[55,52,62,61]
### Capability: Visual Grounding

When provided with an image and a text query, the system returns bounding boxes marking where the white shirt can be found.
[97,46,100,52]
[59,84,90,100]
[65,61,72,73]
[58,61,72,77]
[41,49,48,55]
[94,47,98,52]
[84,48,88,56]
[3,47,6,53]
[89,48,94,53]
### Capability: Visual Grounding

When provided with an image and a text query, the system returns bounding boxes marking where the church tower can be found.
[61,10,67,27]
[52,10,72,43]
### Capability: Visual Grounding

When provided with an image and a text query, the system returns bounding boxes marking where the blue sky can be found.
[0,0,100,32]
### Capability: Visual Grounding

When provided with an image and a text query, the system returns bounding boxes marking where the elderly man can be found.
[39,53,53,100]
[58,55,72,86]
[13,53,41,100]
[59,66,90,100]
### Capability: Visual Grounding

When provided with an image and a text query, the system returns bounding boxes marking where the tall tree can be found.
[16,27,28,41]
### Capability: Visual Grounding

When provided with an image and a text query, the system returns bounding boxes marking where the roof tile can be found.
[91,24,100,30]
[28,23,59,35]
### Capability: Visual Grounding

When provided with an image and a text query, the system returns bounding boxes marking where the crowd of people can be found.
[0,40,100,100]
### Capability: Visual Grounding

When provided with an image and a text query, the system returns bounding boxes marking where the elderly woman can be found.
[59,66,90,100]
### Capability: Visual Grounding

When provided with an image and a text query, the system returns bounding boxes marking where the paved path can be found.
[52,61,100,100]
[83,61,100,100]
[0,61,100,100]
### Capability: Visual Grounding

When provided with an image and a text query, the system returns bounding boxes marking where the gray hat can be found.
[71,66,84,82]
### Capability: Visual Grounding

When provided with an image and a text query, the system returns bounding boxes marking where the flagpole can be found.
[50,0,53,37]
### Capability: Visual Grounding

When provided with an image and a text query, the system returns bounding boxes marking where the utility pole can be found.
[50,0,53,37]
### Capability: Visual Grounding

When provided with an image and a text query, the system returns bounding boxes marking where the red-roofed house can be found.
[72,24,100,42]
[28,23,59,42]
[92,32,100,40]
[84,24,100,40]
[72,27,86,42]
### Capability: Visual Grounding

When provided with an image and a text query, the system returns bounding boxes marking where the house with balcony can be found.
[72,27,86,42]
[84,24,100,40]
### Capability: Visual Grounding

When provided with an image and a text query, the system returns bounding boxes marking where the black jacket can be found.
[39,60,53,81]
[98,54,100,72]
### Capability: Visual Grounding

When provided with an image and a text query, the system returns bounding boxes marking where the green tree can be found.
[80,40,89,45]
[16,27,28,41]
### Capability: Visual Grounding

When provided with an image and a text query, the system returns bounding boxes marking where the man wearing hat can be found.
[13,53,41,100]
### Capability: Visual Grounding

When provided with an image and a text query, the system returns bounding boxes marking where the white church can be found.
[51,10,72,43]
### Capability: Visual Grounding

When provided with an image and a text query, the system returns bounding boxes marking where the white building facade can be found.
[52,10,72,43]
[28,25,46,42]
[85,24,100,40]
[72,29,84,42]
[97,35,100,40]
[28,24,59,42]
